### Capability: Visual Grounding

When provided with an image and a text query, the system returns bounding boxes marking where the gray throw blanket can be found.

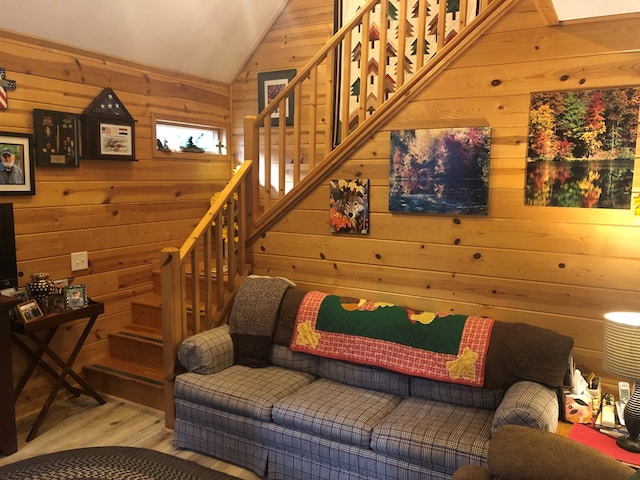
[228,275,294,367]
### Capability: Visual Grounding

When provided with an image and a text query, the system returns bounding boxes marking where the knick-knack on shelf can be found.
[26,272,57,308]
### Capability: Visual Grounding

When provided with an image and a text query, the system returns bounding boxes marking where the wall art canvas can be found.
[389,127,491,215]
[330,178,369,234]
[258,69,296,127]
[525,87,639,209]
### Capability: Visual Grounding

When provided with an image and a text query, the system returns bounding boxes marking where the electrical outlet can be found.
[71,251,88,271]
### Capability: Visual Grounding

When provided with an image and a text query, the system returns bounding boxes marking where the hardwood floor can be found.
[0,395,261,479]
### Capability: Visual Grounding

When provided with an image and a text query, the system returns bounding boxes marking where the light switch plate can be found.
[71,251,88,271]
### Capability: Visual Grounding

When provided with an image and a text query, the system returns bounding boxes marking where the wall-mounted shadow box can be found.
[81,88,136,161]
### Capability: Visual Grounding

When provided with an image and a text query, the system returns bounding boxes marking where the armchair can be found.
[451,425,636,480]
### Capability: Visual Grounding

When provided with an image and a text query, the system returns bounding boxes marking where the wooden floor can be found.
[0,395,261,480]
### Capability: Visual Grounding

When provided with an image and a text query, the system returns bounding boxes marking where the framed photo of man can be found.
[0,132,35,195]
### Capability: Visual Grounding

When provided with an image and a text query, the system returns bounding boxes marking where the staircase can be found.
[84,0,522,418]
[84,289,164,410]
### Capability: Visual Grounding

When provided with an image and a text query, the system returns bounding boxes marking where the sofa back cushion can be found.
[410,376,505,410]
[317,357,410,397]
[270,344,319,375]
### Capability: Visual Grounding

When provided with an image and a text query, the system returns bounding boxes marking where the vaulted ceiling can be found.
[2,0,288,84]
[2,0,639,84]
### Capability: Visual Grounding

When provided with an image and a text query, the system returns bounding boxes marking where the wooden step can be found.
[130,292,162,329]
[84,357,164,411]
[109,325,163,369]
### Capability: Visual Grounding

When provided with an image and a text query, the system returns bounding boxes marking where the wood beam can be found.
[533,0,560,25]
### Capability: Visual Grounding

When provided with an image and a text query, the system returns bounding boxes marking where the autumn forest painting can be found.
[525,87,639,209]
[389,127,491,215]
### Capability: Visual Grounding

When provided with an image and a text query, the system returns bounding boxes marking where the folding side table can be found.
[11,300,106,442]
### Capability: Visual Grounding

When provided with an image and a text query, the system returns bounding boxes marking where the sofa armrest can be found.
[177,324,234,374]
[491,381,559,435]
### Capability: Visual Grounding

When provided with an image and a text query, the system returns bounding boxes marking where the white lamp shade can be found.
[603,312,640,380]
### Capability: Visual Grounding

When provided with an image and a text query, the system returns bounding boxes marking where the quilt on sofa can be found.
[290,290,495,387]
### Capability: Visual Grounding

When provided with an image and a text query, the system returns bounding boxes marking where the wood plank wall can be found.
[232,0,640,392]
[1,31,232,418]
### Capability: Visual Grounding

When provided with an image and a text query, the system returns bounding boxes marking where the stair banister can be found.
[161,161,253,427]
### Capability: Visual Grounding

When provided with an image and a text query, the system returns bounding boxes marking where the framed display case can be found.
[81,88,136,161]
[33,109,80,167]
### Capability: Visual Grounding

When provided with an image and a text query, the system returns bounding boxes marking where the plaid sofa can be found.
[173,324,567,480]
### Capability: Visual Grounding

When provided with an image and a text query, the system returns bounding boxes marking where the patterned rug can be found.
[0,446,240,479]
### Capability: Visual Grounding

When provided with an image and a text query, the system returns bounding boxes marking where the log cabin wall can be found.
[232,0,640,391]
[1,31,232,418]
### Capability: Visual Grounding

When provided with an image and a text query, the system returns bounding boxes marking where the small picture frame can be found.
[258,69,296,127]
[33,109,80,167]
[48,294,67,313]
[0,132,35,195]
[16,299,45,323]
[64,284,87,310]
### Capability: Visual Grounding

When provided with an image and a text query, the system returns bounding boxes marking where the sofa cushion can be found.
[174,365,315,422]
[270,344,319,375]
[371,397,493,474]
[317,357,410,397]
[272,378,401,448]
[410,376,504,410]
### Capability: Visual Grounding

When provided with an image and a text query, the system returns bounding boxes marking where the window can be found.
[153,116,226,157]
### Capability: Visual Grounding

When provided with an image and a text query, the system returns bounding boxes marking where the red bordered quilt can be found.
[290,291,495,387]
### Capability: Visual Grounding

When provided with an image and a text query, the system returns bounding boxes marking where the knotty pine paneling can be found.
[2,30,233,419]
[237,0,640,392]
[230,0,334,166]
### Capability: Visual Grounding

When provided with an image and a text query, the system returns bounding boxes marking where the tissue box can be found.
[565,394,593,423]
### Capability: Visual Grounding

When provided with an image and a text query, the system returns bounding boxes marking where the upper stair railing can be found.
[246,0,506,230]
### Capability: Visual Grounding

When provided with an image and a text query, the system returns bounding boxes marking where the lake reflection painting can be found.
[389,127,491,215]
[525,87,639,209]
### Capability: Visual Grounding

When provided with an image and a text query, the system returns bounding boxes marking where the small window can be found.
[154,117,226,156]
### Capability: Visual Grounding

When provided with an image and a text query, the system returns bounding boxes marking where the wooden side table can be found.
[11,300,106,442]
[0,295,21,455]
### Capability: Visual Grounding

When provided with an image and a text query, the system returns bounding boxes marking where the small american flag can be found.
[0,68,16,111]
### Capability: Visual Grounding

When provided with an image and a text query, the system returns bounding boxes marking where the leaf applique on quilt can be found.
[446,347,479,381]
[295,320,320,348]
[408,311,436,324]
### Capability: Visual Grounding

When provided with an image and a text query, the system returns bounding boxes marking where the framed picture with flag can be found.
[81,88,136,161]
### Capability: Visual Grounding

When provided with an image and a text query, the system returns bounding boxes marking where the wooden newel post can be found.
[161,246,182,428]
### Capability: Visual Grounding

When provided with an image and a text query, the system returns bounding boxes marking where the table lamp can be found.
[603,311,640,453]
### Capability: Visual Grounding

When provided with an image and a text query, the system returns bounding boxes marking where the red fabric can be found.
[290,291,494,387]
[569,423,640,467]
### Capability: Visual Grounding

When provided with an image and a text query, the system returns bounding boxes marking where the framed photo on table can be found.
[64,284,87,310]
[16,299,44,323]
[33,109,80,167]
[0,132,35,195]
[258,69,296,127]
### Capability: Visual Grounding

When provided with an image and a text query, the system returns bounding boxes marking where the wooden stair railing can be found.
[162,0,518,426]
[161,161,253,427]
[247,0,512,230]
